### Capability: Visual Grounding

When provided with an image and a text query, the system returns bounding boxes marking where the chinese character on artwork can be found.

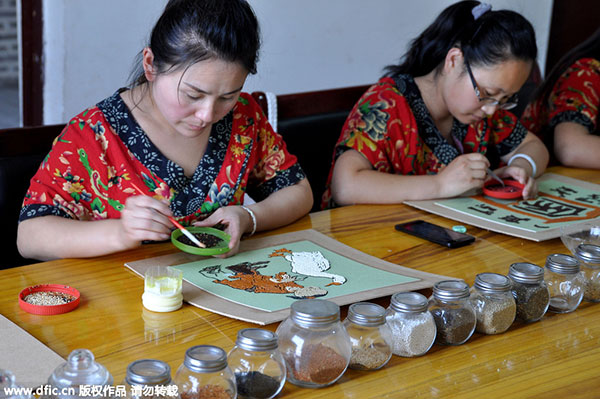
[576,194,600,206]
[468,204,497,216]
[514,198,587,218]
[550,186,578,198]
[499,215,531,224]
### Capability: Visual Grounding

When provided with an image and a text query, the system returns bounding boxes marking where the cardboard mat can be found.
[405,173,600,242]
[126,229,451,325]
[0,314,64,389]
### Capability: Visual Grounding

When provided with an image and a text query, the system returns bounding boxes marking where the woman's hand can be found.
[494,164,538,199]
[435,153,490,198]
[118,195,173,248]
[193,206,253,257]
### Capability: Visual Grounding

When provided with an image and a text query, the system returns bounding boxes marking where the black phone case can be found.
[395,221,475,248]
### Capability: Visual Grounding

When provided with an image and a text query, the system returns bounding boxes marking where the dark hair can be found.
[532,27,600,108]
[128,0,260,87]
[384,0,537,78]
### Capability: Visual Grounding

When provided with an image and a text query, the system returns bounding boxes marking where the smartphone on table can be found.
[395,220,475,248]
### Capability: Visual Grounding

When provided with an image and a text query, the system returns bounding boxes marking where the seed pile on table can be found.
[177,232,224,248]
[24,291,75,306]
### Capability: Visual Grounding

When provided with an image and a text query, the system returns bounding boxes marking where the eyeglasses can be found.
[465,60,518,110]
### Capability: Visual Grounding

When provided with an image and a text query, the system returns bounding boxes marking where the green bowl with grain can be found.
[171,226,231,256]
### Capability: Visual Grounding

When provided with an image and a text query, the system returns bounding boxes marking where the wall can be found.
[0,0,18,81]
[42,0,553,124]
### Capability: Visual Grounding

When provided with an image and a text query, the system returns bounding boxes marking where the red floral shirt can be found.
[20,91,305,225]
[322,75,527,208]
[521,58,600,144]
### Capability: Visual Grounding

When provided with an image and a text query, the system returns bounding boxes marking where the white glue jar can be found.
[143,266,183,312]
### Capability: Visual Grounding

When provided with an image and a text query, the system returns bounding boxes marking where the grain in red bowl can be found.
[18,284,80,315]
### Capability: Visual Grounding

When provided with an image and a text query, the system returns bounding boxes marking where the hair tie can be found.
[472,3,492,20]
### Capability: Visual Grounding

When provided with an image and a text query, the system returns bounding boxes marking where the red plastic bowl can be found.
[482,179,524,200]
[19,284,80,315]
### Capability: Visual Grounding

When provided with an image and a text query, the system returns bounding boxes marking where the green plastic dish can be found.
[171,226,231,256]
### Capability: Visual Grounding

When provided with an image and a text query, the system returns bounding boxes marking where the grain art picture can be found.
[171,240,415,312]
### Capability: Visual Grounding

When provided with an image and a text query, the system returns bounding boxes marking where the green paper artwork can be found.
[436,178,600,232]
[171,240,418,312]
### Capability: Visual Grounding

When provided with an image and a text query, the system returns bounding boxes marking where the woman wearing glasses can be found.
[322,1,548,208]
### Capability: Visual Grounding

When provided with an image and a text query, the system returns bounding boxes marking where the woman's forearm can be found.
[249,178,313,232]
[17,216,133,261]
[503,132,549,177]
[554,122,600,169]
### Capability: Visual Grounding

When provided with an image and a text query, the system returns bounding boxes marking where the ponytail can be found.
[384,0,537,78]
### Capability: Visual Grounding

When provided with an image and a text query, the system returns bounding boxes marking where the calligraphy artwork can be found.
[436,178,600,233]
[404,174,600,241]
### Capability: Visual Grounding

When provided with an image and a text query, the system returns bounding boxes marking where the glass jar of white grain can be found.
[386,292,436,357]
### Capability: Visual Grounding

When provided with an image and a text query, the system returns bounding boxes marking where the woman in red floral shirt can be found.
[17,0,312,261]
[521,28,600,168]
[323,1,548,209]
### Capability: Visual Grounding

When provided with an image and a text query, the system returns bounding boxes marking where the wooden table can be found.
[2,166,599,398]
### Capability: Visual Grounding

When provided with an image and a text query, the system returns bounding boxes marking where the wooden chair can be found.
[0,124,64,268]
[252,85,370,211]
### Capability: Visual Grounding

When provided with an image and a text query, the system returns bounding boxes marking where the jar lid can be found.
[183,345,227,373]
[48,349,113,389]
[290,299,340,327]
[235,328,278,351]
[474,273,511,293]
[389,292,428,313]
[432,280,470,301]
[575,244,600,264]
[125,359,171,386]
[545,253,580,274]
[347,302,386,327]
[508,262,544,284]
[0,369,32,399]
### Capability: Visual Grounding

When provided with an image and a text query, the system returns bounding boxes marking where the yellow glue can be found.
[145,276,182,296]
[143,268,183,312]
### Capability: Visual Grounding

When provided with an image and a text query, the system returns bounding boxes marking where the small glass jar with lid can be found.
[508,262,550,323]
[276,299,351,388]
[469,273,516,334]
[574,244,600,302]
[227,328,286,399]
[123,359,175,399]
[386,292,436,357]
[428,280,476,345]
[46,348,113,399]
[173,345,236,399]
[544,253,585,313]
[0,369,33,399]
[342,302,392,370]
